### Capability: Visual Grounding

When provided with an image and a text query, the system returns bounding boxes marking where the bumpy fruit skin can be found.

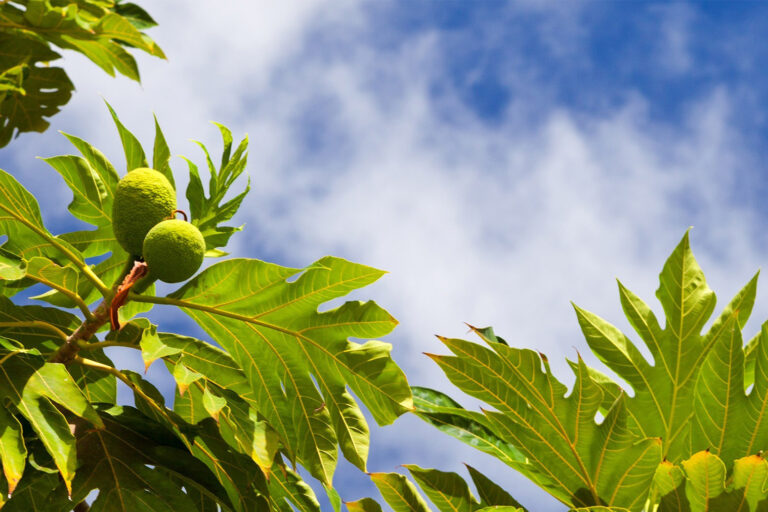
[112,168,176,257]
[143,219,205,283]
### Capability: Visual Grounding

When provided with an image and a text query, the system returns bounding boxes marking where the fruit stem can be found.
[169,209,188,221]
[108,261,148,330]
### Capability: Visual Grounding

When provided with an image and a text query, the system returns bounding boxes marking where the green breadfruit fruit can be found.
[143,219,206,283]
[112,168,176,257]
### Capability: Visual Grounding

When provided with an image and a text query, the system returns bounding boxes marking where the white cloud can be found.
[5,3,766,511]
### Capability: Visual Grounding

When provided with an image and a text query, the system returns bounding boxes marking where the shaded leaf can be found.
[0,32,72,147]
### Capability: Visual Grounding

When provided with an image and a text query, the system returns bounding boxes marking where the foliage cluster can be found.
[0,0,163,147]
[0,107,412,511]
[368,234,768,512]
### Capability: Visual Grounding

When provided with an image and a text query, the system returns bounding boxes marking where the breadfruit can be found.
[143,219,205,283]
[112,168,176,257]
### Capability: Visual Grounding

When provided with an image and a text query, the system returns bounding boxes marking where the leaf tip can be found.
[5,476,19,496]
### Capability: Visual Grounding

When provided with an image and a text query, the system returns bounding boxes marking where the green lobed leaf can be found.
[41,154,111,228]
[568,508,630,512]
[153,115,174,186]
[268,462,322,512]
[163,256,411,484]
[574,232,758,463]
[346,498,384,512]
[105,99,149,172]
[25,257,79,303]
[651,460,686,510]
[68,348,117,404]
[681,451,727,512]
[688,317,768,471]
[184,125,250,255]
[0,296,79,352]
[145,331,281,473]
[429,334,661,509]
[0,247,25,281]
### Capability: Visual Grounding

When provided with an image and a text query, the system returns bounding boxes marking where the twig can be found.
[49,300,111,364]
[109,261,148,330]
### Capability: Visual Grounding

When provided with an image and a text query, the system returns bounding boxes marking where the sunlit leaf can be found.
[428,336,660,509]
[0,405,26,495]
[162,256,411,484]
[574,232,758,462]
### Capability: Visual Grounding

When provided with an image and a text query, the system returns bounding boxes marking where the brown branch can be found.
[49,300,111,364]
[109,261,148,330]
[49,259,137,365]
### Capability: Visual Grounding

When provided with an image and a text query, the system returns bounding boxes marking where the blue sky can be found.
[4,2,768,511]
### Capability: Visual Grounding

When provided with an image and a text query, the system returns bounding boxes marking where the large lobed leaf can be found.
[573,231,758,462]
[412,232,768,510]
[422,329,661,509]
[156,256,413,485]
